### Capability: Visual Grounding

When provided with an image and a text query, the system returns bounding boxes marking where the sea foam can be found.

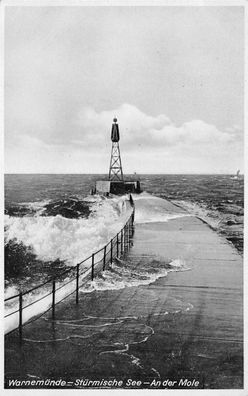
[4,195,131,266]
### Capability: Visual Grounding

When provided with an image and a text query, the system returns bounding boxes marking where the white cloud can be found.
[75,103,237,150]
[5,103,243,173]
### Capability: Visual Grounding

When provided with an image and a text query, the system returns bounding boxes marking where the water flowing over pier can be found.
[5,194,243,389]
[5,198,135,335]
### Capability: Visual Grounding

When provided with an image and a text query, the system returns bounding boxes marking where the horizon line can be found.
[4,172,244,176]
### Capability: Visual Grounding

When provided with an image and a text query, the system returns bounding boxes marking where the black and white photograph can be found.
[2,0,246,393]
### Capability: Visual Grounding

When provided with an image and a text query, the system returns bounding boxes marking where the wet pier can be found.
[5,196,243,389]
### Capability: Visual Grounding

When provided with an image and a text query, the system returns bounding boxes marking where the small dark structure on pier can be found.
[95,118,141,195]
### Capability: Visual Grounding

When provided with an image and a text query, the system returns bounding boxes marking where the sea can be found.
[4,173,244,385]
[4,174,243,315]
[5,174,244,297]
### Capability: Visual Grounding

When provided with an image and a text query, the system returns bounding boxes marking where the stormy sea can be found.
[4,174,244,387]
[5,173,243,300]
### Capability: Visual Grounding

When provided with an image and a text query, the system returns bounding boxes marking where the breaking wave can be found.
[5,195,131,266]
[4,192,192,334]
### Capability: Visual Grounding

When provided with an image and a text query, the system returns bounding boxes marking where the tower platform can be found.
[95,180,141,195]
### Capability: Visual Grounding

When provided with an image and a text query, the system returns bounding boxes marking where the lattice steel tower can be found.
[109,118,124,182]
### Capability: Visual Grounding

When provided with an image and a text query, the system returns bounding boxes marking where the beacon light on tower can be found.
[94,118,141,195]
[111,118,120,142]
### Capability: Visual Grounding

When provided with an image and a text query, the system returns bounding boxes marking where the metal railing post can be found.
[19,292,23,339]
[117,233,119,258]
[133,211,135,235]
[52,280,56,318]
[91,254,94,281]
[125,224,128,247]
[76,264,79,303]
[121,229,123,254]
[110,239,113,264]
[103,245,106,271]
[126,224,128,249]
[124,225,126,250]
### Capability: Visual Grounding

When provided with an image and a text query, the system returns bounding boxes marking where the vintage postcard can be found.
[1,0,246,394]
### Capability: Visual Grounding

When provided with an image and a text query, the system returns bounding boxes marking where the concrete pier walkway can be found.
[5,195,243,389]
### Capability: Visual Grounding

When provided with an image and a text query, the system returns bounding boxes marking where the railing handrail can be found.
[5,203,134,305]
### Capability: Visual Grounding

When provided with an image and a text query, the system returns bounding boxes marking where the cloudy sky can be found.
[5,5,244,174]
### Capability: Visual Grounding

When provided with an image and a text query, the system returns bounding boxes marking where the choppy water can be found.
[4,173,243,311]
[4,174,243,386]
[141,174,244,253]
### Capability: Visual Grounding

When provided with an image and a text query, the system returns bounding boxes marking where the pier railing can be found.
[4,204,135,337]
